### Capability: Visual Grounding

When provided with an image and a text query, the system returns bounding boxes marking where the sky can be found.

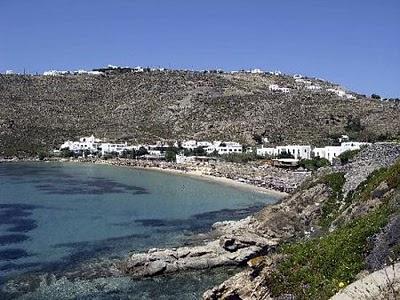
[0,0,399,97]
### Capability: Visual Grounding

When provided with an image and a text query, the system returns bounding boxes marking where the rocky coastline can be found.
[117,143,400,299]
[2,143,400,299]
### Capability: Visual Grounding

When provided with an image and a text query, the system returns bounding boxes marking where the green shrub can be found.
[268,202,391,299]
[165,149,176,162]
[299,158,330,171]
[268,160,400,299]
[318,172,346,227]
[338,149,360,164]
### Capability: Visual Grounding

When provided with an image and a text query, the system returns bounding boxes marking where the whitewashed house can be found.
[60,135,102,153]
[341,141,370,151]
[206,141,243,155]
[312,142,370,162]
[312,147,326,159]
[269,84,290,93]
[182,140,198,150]
[251,68,263,74]
[276,145,312,160]
[306,85,321,90]
[100,142,128,156]
[327,88,354,99]
[43,70,70,76]
[197,141,213,148]
[256,146,277,157]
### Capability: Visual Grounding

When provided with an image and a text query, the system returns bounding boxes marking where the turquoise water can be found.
[0,162,279,299]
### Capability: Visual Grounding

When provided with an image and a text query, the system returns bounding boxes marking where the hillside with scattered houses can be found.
[0,68,399,156]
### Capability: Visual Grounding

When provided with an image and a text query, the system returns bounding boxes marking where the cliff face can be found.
[1,71,400,156]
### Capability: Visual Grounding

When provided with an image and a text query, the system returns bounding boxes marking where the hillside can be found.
[0,70,400,156]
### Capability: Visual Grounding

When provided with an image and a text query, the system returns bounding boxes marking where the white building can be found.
[181,140,198,150]
[100,142,129,156]
[60,135,102,153]
[251,68,263,74]
[312,142,370,163]
[276,145,312,160]
[306,85,321,90]
[206,141,243,155]
[197,141,213,148]
[269,84,290,93]
[43,70,70,76]
[327,88,355,99]
[256,146,277,157]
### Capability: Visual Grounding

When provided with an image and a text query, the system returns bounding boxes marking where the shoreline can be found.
[0,157,289,198]
[131,165,287,197]
[80,158,289,197]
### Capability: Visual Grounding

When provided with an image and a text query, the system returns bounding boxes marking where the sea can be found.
[0,162,280,299]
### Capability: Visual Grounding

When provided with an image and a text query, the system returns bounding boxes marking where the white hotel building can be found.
[60,135,130,156]
[257,142,369,163]
[257,145,311,160]
[313,142,370,163]
[60,135,102,153]
[205,141,243,155]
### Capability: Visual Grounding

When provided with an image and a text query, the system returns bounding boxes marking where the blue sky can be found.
[1,0,399,97]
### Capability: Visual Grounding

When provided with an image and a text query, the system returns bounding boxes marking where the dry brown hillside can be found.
[0,69,399,156]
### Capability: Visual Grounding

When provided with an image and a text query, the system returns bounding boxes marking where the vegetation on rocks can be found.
[299,157,330,171]
[318,172,346,227]
[338,149,361,164]
[268,202,391,299]
[266,159,400,299]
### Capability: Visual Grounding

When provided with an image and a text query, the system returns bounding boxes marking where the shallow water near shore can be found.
[0,162,279,299]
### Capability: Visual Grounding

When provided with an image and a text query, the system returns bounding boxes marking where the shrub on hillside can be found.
[299,158,330,171]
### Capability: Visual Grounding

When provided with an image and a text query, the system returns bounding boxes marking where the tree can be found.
[193,147,206,156]
[37,152,46,160]
[345,116,364,133]
[165,150,176,162]
[252,134,263,145]
[136,147,148,157]
[61,149,74,158]
[338,149,360,164]
[371,94,381,100]
[299,158,330,171]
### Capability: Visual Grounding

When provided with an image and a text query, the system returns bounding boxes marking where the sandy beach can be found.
[85,159,289,197]
[134,166,288,197]
[0,157,290,197]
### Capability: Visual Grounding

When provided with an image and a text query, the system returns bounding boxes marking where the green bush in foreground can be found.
[267,159,400,299]
[268,202,391,299]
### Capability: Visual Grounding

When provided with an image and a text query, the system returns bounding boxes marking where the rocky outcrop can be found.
[330,263,400,300]
[121,178,331,279]
[339,143,400,197]
[122,216,279,278]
